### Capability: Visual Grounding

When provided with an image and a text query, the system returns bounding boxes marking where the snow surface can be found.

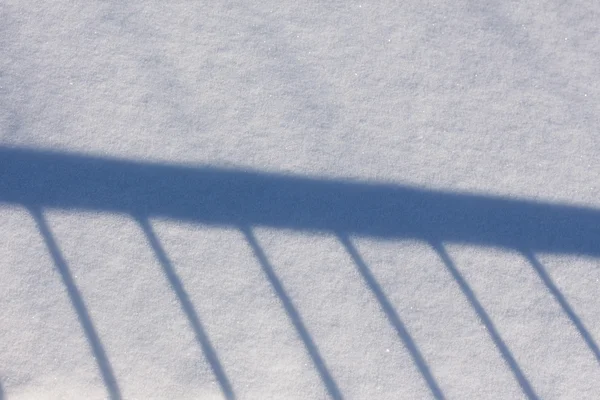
[1,1,599,399]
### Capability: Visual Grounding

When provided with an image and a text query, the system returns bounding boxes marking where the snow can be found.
[1,1,599,399]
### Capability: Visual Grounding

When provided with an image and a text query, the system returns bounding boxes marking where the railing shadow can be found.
[1,146,598,257]
[28,207,122,400]
[338,234,445,399]
[431,241,539,399]
[136,216,235,400]
[242,226,343,400]
[2,146,599,398]
[521,249,600,363]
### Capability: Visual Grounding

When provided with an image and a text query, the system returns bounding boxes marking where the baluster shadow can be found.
[29,207,121,400]
[135,215,235,400]
[521,250,600,363]
[430,241,539,400]
[240,226,343,400]
[337,234,445,400]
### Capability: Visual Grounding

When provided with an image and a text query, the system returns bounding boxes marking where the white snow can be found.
[1,1,599,399]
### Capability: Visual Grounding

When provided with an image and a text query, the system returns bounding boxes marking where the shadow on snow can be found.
[1,146,598,257]
[2,146,599,400]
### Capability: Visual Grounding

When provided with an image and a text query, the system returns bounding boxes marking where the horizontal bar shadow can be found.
[240,226,343,400]
[337,233,445,400]
[430,241,539,400]
[521,249,600,364]
[2,146,600,256]
[135,215,235,400]
[29,207,121,400]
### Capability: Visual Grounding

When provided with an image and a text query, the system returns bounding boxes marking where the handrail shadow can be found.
[1,146,598,257]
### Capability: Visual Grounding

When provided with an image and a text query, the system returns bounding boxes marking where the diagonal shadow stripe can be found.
[241,226,343,400]
[29,207,122,400]
[338,234,445,400]
[136,216,235,400]
[522,250,600,364]
[431,241,539,400]
[1,146,599,256]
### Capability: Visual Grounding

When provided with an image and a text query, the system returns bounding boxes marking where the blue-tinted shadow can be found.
[2,146,599,397]
[242,226,343,400]
[339,234,445,399]
[522,250,600,364]
[29,207,121,400]
[0,146,598,257]
[136,216,235,399]
[431,241,539,399]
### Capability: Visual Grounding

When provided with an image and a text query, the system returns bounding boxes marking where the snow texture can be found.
[1,1,599,399]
